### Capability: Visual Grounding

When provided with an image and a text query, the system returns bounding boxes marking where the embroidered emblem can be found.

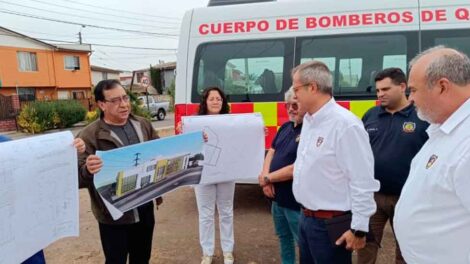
[426,154,438,169]
[316,137,324,147]
[295,135,300,143]
[403,122,416,133]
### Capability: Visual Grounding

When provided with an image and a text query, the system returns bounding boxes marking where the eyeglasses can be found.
[285,102,299,110]
[104,95,130,105]
[291,83,311,93]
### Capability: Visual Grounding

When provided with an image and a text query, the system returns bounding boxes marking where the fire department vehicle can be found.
[175,0,470,147]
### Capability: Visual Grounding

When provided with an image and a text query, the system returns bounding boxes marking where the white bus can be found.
[175,0,470,146]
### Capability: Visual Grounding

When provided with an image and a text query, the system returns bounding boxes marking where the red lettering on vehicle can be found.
[375,12,386,24]
[234,22,245,33]
[402,11,414,23]
[306,17,317,29]
[349,14,360,26]
[199,24,209,35]
[259,20,270,31]
[332,15,347,27]
[319,16,331,28]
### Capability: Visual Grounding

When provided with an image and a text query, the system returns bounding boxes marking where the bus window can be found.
[339,58,362,91]
[383,55,407,73]
[225,57,284,95]
[422,29,470,59]
[193,39,294,103]
[298,34,409,98]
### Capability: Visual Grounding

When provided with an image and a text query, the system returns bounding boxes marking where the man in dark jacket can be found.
[77,79,160,264]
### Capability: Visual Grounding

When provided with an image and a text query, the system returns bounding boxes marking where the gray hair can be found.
[284,86,294,102]
[291,60,333,96]
[409,45,470,88]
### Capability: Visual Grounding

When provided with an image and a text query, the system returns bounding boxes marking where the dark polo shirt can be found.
[269,121,302,211]
[362,103,429,195]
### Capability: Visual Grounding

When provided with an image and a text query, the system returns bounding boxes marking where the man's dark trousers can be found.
[98,205,155,264]
[299,214,351,264]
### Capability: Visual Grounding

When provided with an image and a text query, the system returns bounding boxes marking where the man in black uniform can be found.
[358,68,429,264]
[259,87,306,264]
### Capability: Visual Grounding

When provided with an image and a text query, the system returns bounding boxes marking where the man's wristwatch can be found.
[263,175,271,184]
[350,229,367,238]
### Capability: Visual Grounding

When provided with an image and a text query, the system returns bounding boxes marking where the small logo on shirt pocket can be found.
[316,137,324,147]
[426,154,438,169]
[403,122,416,133]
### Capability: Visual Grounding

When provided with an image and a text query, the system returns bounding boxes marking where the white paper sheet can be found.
[182,113,265,184]
[0,131,79,264]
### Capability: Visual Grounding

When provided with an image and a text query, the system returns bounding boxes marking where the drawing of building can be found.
[114,153,191,198]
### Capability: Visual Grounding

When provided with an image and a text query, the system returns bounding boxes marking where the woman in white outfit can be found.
[195,87,235,264]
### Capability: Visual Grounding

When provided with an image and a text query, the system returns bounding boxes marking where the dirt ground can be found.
[43,129,396,264]
[44,184,396,264]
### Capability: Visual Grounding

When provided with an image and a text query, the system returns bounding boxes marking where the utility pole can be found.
[133,153,141,166]
[78,25,85,44]
[130,71,136,92]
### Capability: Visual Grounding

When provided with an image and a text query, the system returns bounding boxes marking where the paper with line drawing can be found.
[182,113,265,184]
[0,131,78,264]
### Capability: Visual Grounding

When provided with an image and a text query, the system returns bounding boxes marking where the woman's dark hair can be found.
[198,86,230,115]
[94,79,123,102]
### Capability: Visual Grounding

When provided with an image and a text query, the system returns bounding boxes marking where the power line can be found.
[37,37,177,51]
[27,0,181,25]
[4,26,77,38]
[0,9,178,37]
[0,1,179,30]
[62,0,181,21]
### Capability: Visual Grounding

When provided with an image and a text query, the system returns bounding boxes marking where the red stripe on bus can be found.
[277,102,289,126]
[230,103,254,113]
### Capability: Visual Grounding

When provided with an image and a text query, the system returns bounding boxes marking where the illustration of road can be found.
[105,166,203,212]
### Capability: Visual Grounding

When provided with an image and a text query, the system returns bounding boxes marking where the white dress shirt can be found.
[293,98,380,231]
[394,98,470,264]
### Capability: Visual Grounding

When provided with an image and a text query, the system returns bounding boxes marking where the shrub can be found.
[85,110,99,124]
[18,100,86,133]
[54,100,87,128]
[128,91,152,120]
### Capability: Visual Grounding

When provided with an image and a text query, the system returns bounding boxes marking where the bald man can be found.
[394,46,470,263]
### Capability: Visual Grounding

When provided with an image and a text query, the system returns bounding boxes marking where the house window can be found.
[102,72,108,80]
[18,88,36,101]
[58,91,70,100]
[17,52,38,72]
[64,56,80,70]
[72,91,86,99]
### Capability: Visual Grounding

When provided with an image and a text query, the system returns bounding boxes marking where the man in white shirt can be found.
[394,46,470,264]
[291,61,380,264]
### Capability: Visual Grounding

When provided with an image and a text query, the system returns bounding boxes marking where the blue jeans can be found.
[272,202,300,264]
[298,213,351,264]
[22,251,46,264]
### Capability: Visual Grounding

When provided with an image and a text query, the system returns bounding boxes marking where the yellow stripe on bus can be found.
[350,100,376,118]
[254,102,278,126]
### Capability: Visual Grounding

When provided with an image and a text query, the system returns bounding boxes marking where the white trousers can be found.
[194,182,236,256]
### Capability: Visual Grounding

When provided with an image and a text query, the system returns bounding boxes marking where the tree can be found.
[150,67,163,94]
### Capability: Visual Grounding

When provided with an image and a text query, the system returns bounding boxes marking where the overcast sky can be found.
[2,0,287,71]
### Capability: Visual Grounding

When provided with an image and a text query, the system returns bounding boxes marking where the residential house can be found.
[91,65,122,86]
[130,61,176,95]
[0,27,92,102]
